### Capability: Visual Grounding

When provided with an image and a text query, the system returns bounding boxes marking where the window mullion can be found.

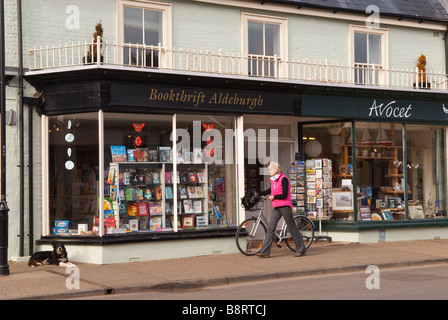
[142,9,145,66]
[263,23,266,56]
[142,9,145,45]
[366,34,370,65]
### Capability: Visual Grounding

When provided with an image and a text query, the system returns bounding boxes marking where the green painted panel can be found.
[302,93,448,122]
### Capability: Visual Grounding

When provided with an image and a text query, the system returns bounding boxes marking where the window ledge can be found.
[321,219,448,231]
[36,227,238,246]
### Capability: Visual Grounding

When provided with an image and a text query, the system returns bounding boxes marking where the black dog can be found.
[28,242,73,267]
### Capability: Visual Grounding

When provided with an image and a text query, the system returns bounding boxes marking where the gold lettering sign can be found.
[148,88,264,109]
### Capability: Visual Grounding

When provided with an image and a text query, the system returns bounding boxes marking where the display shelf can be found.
[353,156,395,160]
[106,162,208,233]
[337,123,408,222]
[165,162,209,229]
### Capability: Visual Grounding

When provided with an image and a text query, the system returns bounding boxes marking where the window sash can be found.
[117,0,172,68]
[351,26,388,86]
[124,7,163,46]
[248,21,280,57]
[243,13,287,78]
[354,32,381,65]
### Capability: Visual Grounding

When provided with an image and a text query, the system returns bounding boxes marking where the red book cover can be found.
[138,202,148,216]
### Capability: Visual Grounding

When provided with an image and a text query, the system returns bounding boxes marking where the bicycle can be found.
[235,196,315,256]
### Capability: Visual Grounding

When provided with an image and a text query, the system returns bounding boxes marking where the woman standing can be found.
[257,162,306,258]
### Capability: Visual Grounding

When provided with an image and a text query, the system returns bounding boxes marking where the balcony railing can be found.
[28,37,448,91]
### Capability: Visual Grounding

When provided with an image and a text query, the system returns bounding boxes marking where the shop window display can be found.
[406,124,447,219]
[176,115,237,229]
[48,112,239,236]
[354,122,404,221]
[102,113,237,233]
[104,113,173,233]
[302,121,448,222]
[48,113,99,235]
[302,122,352,221]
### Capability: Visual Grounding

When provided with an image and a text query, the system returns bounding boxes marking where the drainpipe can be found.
[16,0,33,257]
[0,0,10,276]
[15,0,33,256]
[17,0,24,257]
[445,25,448,76]
[28,93,33,256]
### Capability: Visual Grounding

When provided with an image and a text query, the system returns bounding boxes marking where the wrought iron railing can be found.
[28,36,448,90]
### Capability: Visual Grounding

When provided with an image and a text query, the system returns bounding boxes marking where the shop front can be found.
[299,88,448,242]
[26,66,300,263]
[26,65,448,263]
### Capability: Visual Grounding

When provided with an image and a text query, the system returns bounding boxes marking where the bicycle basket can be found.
[241,191,260,210]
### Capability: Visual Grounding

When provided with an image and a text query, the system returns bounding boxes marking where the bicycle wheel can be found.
[285,216,314,251]
[235,217,267,256]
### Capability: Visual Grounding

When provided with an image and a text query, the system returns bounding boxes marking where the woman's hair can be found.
[268,161,283,174]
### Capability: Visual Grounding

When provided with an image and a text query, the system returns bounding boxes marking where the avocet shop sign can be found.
[368,100,412,119]
[301,94,448,122]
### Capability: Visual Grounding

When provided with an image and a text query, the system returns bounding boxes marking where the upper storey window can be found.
[350,25,389,85]
[243,13,287,78]
[117,0,171,67]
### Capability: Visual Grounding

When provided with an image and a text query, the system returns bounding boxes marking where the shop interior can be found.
[301,121,447,222]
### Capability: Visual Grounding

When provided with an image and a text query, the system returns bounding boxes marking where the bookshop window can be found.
[48,113,99,235]
[176,115,237,229]
[355,122,404,221]
[406,124,447,219]
[104,113,172,233]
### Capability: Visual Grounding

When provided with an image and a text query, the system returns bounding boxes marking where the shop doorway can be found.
[244,141,293,221]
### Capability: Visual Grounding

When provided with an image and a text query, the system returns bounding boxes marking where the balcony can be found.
[28,38,448,91]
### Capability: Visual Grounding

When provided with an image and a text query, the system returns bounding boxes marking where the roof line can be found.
[262,0,448,24]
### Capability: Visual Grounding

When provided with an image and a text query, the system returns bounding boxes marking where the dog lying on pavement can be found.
[28,242,75,267]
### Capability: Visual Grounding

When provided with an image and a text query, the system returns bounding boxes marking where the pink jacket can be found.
[270,173,292,208]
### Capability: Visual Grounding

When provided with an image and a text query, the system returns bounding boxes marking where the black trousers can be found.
[259,205,305,254]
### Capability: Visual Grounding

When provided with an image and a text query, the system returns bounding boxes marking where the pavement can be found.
[1,239,448,300]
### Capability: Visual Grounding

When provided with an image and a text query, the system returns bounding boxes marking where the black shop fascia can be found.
[25,66,301,116]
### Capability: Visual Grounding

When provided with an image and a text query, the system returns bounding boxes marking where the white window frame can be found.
[242,12,288,78]
[349,25,389,86]
[43,112,244,235]
[116,0,172,67]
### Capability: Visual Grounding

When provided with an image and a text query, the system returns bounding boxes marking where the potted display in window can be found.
[83,21,104,63]
[413,54,430,89]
